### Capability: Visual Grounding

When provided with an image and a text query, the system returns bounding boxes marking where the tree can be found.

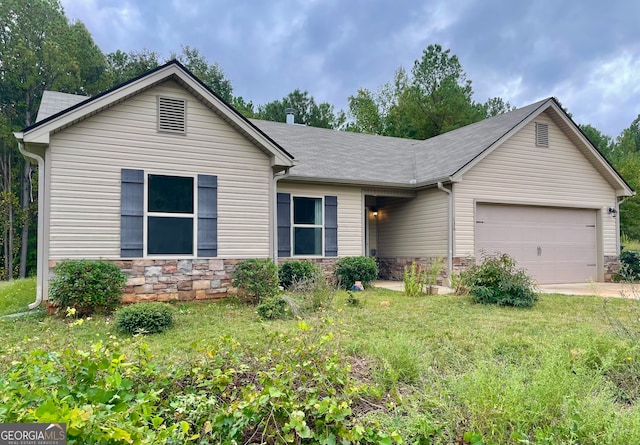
[579,124,615,160]
[231,96,256,118]
[346,88,384,134]
[255,89,342,129]
[346,44,507,140]
[104,49,160,88]
[484,97,515,118]
[174,46,233,102]
[0,0,106,278]
[406,44,484,137]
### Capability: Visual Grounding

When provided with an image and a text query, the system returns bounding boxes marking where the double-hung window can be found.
[147,174,195,255]
[293,197,323,255]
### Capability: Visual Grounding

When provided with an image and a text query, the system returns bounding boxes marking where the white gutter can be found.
[437,181,453,286]
[17,140,45,309]
[272,168,290,265]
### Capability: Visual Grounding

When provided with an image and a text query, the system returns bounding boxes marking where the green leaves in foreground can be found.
[0,327,400,444]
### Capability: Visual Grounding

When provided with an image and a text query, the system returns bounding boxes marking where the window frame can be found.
[143,171,198,258]
[291,195,324,257]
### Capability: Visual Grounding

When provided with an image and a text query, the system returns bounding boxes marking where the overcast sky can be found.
[60,0,640,138]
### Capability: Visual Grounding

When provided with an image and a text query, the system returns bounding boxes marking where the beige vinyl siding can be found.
[454,111,618,257]
[277,182,363,257]
[48,80,272,259]
[377,187,448,257]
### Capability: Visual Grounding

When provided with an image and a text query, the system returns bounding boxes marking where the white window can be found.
[293,197,323,255]
[146,174,195,255]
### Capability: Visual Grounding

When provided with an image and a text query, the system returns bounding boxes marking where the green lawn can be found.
[0,277,36,316]
[1,287,640,443]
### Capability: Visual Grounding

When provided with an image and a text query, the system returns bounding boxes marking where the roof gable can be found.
[17,61,294,168]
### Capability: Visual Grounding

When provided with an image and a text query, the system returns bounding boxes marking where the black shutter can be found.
[121,169,144,257]
[324,195,338,257]
[277,192,291,257]
[198,175,218,257]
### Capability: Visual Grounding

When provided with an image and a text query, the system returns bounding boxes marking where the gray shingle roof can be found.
[36,91,88,122]
[251,98,549,186]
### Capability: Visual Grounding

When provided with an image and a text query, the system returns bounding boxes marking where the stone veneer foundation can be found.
[378,255,620,283]
[377,257,447,284]
[49,259,240,303]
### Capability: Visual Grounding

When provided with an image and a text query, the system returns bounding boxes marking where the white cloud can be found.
[61,0,144,53]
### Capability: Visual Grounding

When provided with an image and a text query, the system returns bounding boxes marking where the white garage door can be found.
[475,204,597,284]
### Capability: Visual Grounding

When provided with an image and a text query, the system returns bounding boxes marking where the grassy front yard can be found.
[1,281,640,443]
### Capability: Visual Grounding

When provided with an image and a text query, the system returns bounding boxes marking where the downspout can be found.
[17,141,45,309]
[437,181,453,286]
[272,168,290,265]
[616,195,628,254]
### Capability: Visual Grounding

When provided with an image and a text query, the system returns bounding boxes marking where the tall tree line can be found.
[580,118,640,241]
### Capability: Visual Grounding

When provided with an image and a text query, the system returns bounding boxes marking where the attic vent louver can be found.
[158,96,186,133]
[536,122,549,147]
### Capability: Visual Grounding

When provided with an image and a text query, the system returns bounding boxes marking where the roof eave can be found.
[284,175,419,189]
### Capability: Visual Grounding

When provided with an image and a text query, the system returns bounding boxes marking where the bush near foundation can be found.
[279,260,320,289]
[466,253,538,308]
[116,302,175,335]
[49,260,126,316]
[334,256,378,290]
[619,249,640,281]
[232,258,279,304]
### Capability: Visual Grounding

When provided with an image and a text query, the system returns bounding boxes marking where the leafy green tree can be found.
[104,49,160,88]
[67,21,109,95]
[231,96,256,118]
[617,115,640,156]
[579,124,615,160]
[346,88,384,134]
[174,46,233,102]
[404,44,485,138]
[484,97,515,118]
[0,0,106,278]
[610,116,640,240]
[255,89,342,129]
[347,44,507,140]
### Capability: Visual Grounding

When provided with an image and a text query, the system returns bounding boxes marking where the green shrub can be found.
[49,260,127,316]
[466,254,538,308]
[116,302,175,335]
[620,250,640,281]
[0,329,397,444]
[232,258,279,304]
[334,256,378,290]
[256,295,289,320]
[279,260,320,289]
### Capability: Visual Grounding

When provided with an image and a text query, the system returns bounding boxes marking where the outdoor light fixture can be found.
[608,207,617,217]
[371,207,378,217]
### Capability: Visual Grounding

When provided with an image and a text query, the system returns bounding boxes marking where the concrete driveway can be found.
[537,282,636,297]
[374,280,636,298]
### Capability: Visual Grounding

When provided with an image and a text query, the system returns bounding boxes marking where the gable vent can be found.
[158,96,186,133]
[536,122,549,147]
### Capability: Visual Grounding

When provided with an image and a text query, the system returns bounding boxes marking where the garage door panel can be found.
[475,204,597,284]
